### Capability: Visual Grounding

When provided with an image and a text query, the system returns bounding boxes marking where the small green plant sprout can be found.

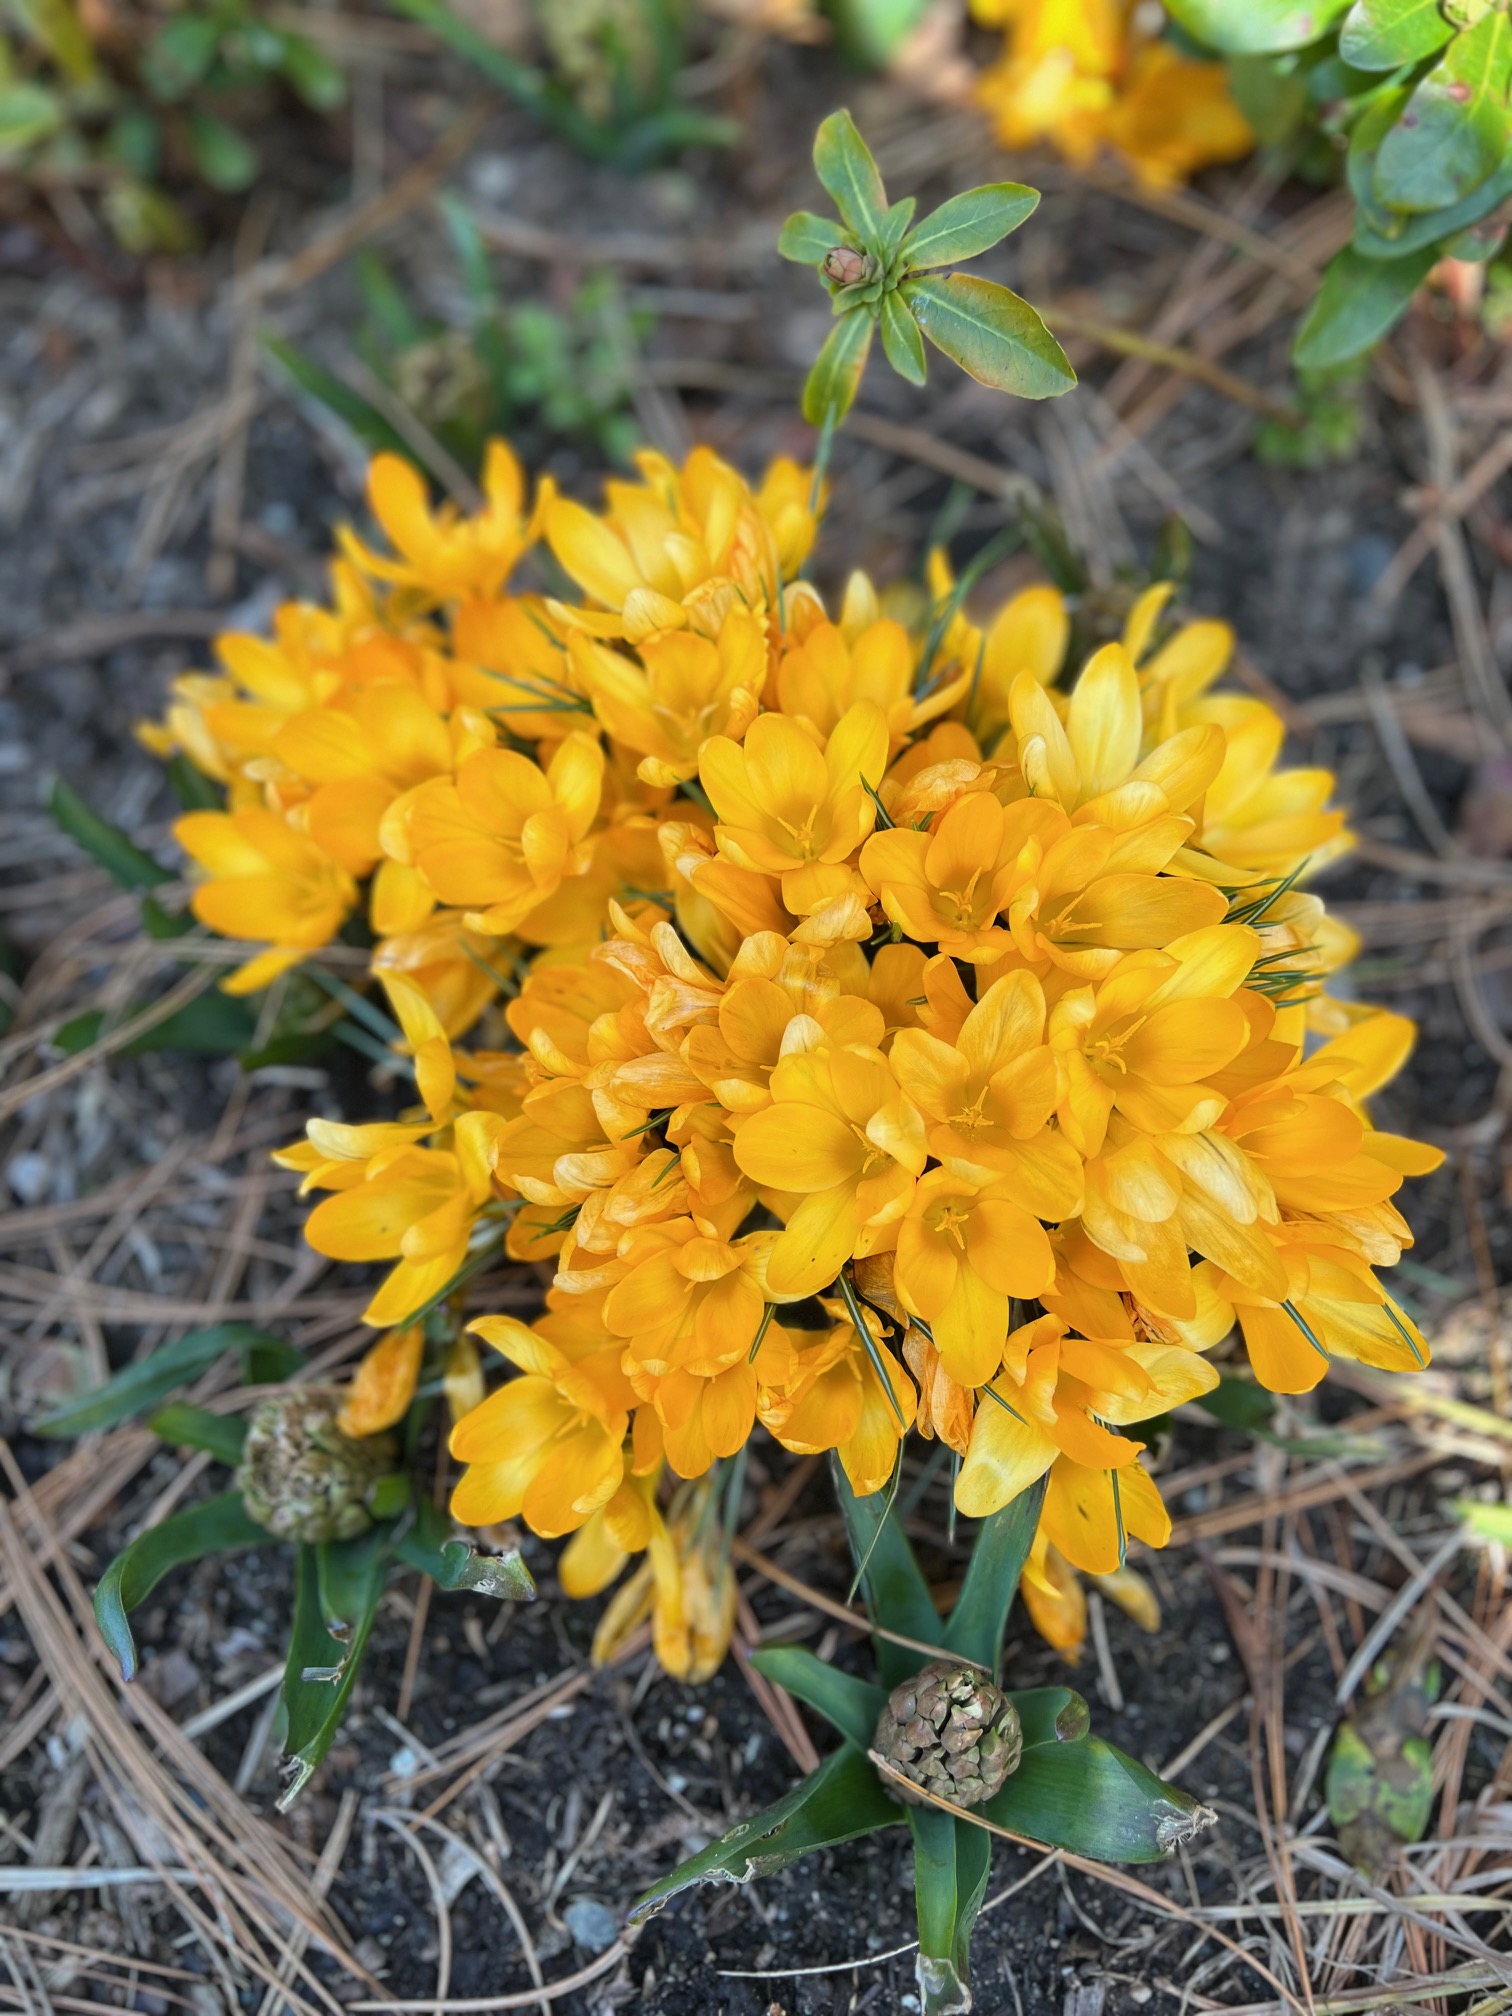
[778,110,1076,430]
[1167,0,1512,368]
[634,1466,1212,2016]
[36,1318,534,1812]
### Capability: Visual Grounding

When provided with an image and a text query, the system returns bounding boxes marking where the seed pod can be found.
[236,1389,397,1544]
[873,1659,1022,1808]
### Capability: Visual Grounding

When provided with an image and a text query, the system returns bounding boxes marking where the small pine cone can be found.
[236,1389,396,1544]
[874,1659,1022,1808]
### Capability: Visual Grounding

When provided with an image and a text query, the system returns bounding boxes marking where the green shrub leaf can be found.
[629,1744,900,1924]
[187,109,258,192]
[801,308,873,427]
[812,109,887,243]
[901,183,1039,271]
[142,14,221,100]
[1340,0,1455,69]
[277,33,347,110]
[778,211,842,265]
[1374,12,1512,213]
[1165,0,1350,52]
[1293,243,1437,366]
[901,274,1075,399]
[0,83,64,152]
[880,291,927,386]
[94,1493,268,1680]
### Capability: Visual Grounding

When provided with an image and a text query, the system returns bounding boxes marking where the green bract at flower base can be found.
[778,110,1077,427]
[68,1321,534,1812]
[1167,0,1512,367]
[631,1463,1212,2016]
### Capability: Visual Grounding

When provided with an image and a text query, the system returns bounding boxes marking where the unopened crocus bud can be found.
[823,246,872,286]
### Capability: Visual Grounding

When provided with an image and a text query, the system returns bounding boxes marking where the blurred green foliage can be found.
[0,0,344,251]
[267,195,653,473]
[1167,0,1512,365]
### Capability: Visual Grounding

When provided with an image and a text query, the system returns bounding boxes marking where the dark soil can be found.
[3,32,1509,2016]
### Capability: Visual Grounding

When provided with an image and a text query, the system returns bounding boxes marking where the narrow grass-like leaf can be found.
[943,1477,1045,1678]
[147,1403,248,1466]
[94,1493,268,1680]
[901,274,1075,399]
[54,990,259,1060]
[812,109,887,242]
[748,1645,886,1749]
[278,1533,386,1810]
[629,1744,899,1924]
[901,183,1039,270]
[34,1323,281,1437]
[909,1806,991,2016]
[262,336,412,458]
[50,780,170,889]
[832,1457,942,1687]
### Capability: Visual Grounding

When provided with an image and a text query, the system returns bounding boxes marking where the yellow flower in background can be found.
[572,605,767,787]
[402,732,605,936]
[340,442,538,602]
[451,1310,635,1535]
[974,0,1252,191]
[337,1325,425,1438]
[176,807,357,993]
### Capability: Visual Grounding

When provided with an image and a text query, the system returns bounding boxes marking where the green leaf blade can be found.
[778,210,843,265]
[748,1645,887,1749]
[812,109,887,244]
[94,1493,268,1680]
[801,309,873,428]
[943,1477,1045,1678]
[901,274,1075,400]
[1164,0,1350,53]
[1374,13,1512,213]
[1340,0,1455,69]
[278,1534,387,1810]
[985,1736,1213,1864]
[33,1323,281,1438]
[901,183,1040,270]
[1293,243,1438,367]
[147,1403,248,1467]
[50,780,170,891]
[832,1457,941,1687]
[629,1745,900,1924]
[880,291,928,387]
